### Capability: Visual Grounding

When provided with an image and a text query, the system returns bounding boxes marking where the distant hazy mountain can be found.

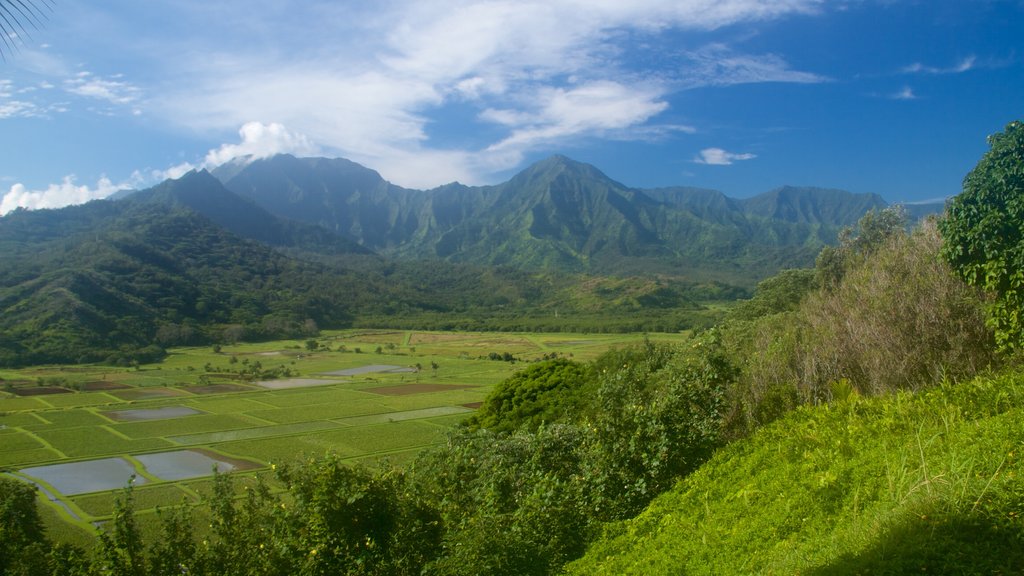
[216,154,913,278]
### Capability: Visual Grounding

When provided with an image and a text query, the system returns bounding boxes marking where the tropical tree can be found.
[940,120,1024,350]
[0,0,53,60]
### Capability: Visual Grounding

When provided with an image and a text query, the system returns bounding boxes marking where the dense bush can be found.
[464,358,594,432]
[727,217,994,433]
[941,119,1024,351]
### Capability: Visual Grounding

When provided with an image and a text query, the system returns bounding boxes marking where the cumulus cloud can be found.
[203,121,320,167]
[694,147,757,165]
[0,174,139,216]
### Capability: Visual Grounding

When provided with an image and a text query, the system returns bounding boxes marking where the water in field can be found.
[135,450,236,481]
[104,406,202,421]
[20,457,145,495]
[256,378,340,389]
[321,364,417,377]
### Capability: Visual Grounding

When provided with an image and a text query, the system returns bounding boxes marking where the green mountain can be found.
[0,172,735,366]
[216,154,907,281]
[0,192,363,365]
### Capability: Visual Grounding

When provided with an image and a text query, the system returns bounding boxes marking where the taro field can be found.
[0,329,682,542]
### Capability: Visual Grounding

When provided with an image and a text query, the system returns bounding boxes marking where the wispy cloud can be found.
[694,147,757,165]
[890,86,917,100]
[142,0,827,187]
[6,0,831,196]
[901,56,976,75]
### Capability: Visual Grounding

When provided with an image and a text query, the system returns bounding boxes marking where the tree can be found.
[940,120,1024,350]
[0,1,53,60]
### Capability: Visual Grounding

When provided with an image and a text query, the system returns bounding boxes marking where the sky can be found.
[1,0,1022,215]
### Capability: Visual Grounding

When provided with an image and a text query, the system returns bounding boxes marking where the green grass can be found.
[1,329,670,546]
[28,409,111,429]
[0,447,60,468]
[73,484,196,518]
[0,396,50,412]
[33,427,173,459]
[567,371,1024,575]
[0,429,46,451]
[110,414,262,439]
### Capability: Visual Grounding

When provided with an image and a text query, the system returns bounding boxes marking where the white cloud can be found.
[64,71,141,106]
[203,121,320,167]
[146,0,826,186]
[694,147,757,165]
[891,86,917,100]
[677,43,829,87]
[0,175,139,215]
[902,56,976,75]
[484,80,671,158]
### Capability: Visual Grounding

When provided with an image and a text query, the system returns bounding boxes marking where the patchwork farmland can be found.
[0,329,681,541]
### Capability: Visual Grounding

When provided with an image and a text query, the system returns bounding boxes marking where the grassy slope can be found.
[568,372,1024,575]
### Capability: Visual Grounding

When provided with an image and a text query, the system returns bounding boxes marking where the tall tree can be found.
[940,120,1024,350]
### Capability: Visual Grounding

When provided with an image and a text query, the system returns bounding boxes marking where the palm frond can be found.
[0,0,55,61]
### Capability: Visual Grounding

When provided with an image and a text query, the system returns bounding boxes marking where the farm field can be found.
[0,329,684,540]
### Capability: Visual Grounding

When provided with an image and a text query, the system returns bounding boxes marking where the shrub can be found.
[940,119,1024,351]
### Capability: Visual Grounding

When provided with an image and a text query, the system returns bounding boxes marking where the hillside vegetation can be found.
[568,370,1024,574]
[1,124,1018,575]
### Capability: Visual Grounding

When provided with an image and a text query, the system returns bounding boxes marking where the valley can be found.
[0,329,682,546]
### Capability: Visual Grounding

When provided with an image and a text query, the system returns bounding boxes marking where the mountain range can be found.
[211,153,935,279]
[0,153,944,366]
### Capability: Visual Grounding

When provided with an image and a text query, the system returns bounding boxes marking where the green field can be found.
[0,329,678,539]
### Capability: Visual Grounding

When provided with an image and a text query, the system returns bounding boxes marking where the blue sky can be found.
[1,0,1021,214]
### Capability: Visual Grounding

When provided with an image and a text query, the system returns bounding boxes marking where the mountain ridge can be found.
[212,153,924,279]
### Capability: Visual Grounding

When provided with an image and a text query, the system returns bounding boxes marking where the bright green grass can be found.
[375,389,488,411]
[247,401,392,424]
[567,371,1024,575]
[28,409,111,429]
[36,497,96,550]
[311,421,446,456]
[0,430,46,451]
[40,393,122,408]
[168,421,344,445]
[214,436,343,465]
[0,412,46,426]
[73,484,196,518]
[251,386,373,408]
[424,413,474,428]
[181,397,271,414]
[0,447,60,468]
[336,406,472,426]
[0,396,49,412]
[3,329,666,547]
[33,427,173,458]
[110,414,261,439]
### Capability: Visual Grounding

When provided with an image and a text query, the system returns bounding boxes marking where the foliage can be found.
[566,370,1024,574]
[0,191,738,366]
[0,476,49,575]
[940,119,1024,351]
[727,216,994,434]
[796,220,993,397]
[726,267,818,321]
[464,358,594,432]
[815,205,908,289]
[586,334,733,520]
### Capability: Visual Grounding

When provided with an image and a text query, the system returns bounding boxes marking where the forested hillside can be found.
[216,154,916,279]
